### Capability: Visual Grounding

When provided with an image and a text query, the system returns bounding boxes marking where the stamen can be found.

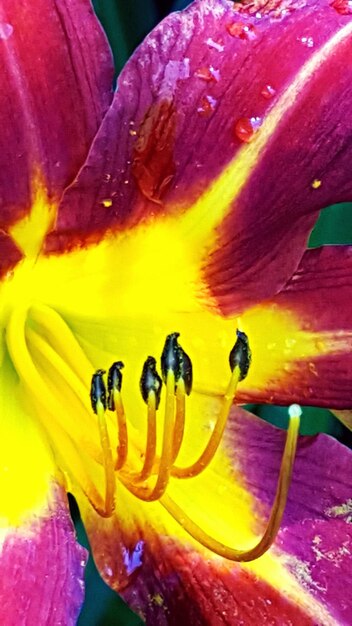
[107,362,128,471]
[91,370,116,516]
[161,406,300,562]
[172,340,192,461]
[171,330,249,479]
[138,357,161,479]
[119,369,176,501]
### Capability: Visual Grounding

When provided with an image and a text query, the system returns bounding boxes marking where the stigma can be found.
[90,329,300,563]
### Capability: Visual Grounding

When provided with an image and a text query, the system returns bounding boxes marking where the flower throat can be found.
[6,303,300,563]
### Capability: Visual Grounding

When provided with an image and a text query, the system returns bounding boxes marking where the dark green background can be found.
[75,1,352,624]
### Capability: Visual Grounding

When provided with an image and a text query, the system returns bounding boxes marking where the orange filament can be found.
[139,390,157,480]
[119,371,176,501]
[172,379,186,462]
[96,400,116,516]
[161,409,300,562]
[113,389,128,471]
[171,366,240,478]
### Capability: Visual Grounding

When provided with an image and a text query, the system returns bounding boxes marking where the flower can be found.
[1,0,352,624]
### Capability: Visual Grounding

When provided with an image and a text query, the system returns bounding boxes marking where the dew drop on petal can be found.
[330,0,352,14]
[234,116,262,143]
[206,37,224,52]
[0,22,13,40]
[261,84,276,99]
[227,21,257,40]
[197,95,217,117]
[298,36,314,48]
[195,66,220,82]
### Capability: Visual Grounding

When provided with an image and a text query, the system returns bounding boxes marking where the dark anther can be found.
[178,345,193,395]
[107,361,124,411]
[140,356,163,409]
[161,332,193,393]
[161,332,181,382]
[229,330,251,381]
[90,369,107,414]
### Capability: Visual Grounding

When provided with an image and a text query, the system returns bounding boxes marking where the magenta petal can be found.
[78,407,352,625]
[49,0,352,315]
[239,246,352,408]
[0,483,87,625]
[224,408,352,625]
[0,0,113,233]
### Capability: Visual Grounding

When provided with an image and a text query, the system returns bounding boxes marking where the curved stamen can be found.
[171,365,240,478]
[139,389,157,480]
[91,371,116,516]
[119,370,176,502]
[161,406,301,562]
[107,362,128,471]
[172,378,186,462]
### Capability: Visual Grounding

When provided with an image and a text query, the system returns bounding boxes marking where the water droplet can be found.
[298,36,314,48]
[197,95,217,117]
[261,84,276,99]
[227,21,257,40]
[195,66,220,82]
[311,178,322,189]
[308,362,318,376]
[330,0,352,14]
[129,129,137,136]
[234,116,262,143]
[0,23,13,40]
[206,37,224,52]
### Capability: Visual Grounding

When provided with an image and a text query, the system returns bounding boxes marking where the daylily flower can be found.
[1,0,352,624]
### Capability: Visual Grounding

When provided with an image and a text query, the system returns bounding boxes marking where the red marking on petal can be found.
[330,0,352,14]
[132,99,176,205]
[0,231,23,279]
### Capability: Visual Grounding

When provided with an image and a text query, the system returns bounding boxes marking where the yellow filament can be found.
[96,401,116,516]
[161,412,300,561]
[172,366,240,478]
[6,307,114,517]
[29,304,93,386]
[120,371,176,502]
[114,389,129,471]
[26,328,94,420]
[172,379,186,462]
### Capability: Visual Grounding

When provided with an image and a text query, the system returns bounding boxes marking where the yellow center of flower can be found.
[0,178,315,558]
